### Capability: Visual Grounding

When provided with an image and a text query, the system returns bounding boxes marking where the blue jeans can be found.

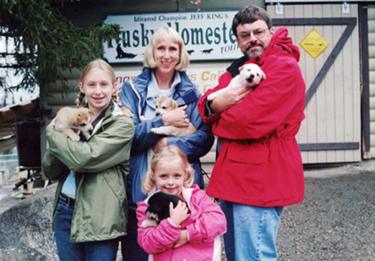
[221,201,283,261]
[121,209,148,261]
[54,200,119,261]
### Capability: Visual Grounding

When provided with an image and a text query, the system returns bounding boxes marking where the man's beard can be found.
[244,45,263,59]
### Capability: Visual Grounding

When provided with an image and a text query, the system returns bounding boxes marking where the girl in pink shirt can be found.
[136,145,226,261]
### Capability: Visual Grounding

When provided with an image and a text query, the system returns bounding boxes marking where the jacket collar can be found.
[257,27,300,65]
[226,27,300,76]
[91,102,120,136]
[133,67,199,105]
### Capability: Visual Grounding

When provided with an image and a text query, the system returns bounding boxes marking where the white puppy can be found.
[207,63,266,101]
[151,96,196,136]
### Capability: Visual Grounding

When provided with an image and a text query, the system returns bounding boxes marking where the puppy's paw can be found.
[67,133,80,141]
[141,219,158,228]
[69,135,80,141]
[151,127,163,134]
[121,107,133,118]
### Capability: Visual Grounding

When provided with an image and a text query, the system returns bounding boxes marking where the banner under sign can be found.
[104,11,242,63]
[115,66,225,94]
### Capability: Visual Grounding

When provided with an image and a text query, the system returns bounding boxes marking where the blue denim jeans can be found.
[221,201,283,261]
[54,200,119,261]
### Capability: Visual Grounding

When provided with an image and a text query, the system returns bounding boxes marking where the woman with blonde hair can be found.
[119,26,214,260]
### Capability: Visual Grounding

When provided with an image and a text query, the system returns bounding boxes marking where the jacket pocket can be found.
[227,140,269,164]
[103,167,126,201]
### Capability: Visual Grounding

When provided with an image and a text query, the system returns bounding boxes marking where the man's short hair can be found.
[232,5,272,37]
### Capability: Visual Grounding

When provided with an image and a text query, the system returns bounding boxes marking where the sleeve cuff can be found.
[167,218,181,228]
[151,117,164,128]
[204,100,216,117]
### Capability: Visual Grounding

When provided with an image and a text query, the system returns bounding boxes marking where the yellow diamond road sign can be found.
[299,28,329,59]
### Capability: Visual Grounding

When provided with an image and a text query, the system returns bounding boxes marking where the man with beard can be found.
[198,5,306,261]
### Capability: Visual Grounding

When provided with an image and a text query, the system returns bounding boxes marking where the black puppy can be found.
[141,192,189,227]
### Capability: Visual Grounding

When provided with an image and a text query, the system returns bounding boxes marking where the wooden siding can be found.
[267,3,361,163]
[368,5,375,156]
[42,2,364,168]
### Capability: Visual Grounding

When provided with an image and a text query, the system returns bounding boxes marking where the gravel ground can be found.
[2,162,375,260]
[277,164,375,261]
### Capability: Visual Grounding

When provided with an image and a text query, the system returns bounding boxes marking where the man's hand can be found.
[210,87,252,114]
[161,105,190,127]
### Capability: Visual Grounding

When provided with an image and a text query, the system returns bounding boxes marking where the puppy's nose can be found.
[155,112,161,117]
[247,74,255,83]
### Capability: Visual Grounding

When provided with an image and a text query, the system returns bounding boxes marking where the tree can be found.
[0,0,120,92]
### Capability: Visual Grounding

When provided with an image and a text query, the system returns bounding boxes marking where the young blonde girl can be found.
[136,145,226,261]
[42,59,134,261]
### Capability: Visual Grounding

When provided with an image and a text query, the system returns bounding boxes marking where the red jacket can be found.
[198,28,305,207]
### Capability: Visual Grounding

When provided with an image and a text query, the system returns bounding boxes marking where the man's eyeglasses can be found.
[237,29,268,41]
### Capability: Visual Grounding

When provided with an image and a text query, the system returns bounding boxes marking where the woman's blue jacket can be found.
[119,68,214,205]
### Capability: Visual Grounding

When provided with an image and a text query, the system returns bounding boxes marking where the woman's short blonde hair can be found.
[143,26,190,71]
[142,145,195,193]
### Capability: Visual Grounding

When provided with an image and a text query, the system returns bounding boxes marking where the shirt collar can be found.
[146,71,181,100]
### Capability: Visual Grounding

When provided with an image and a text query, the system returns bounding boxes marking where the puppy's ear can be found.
[238,65,244,72]
[76,112,82,121]
[170,99,178,110]
[261,70,266,80]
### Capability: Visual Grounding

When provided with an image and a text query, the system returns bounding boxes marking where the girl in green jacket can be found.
[42,59,134,261]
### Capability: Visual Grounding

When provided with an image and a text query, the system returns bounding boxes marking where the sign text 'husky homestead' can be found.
[104,11,242,63]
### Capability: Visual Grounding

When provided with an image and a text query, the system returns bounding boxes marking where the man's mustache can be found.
[246,44,262,52]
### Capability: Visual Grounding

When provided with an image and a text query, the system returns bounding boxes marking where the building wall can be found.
[267,3,361,163]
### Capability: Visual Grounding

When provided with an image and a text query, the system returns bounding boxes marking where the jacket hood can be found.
[263,27,300,62]
[133,68,200,105]
[227,27,300,76]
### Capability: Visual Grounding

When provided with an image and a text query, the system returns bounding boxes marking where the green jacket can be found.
[42,103,134,243]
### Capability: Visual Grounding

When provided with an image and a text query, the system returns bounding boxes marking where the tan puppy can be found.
[151,96,196,136]
[53,107,93,141]
[207,63,265,101]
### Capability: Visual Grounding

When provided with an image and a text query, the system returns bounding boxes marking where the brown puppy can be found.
[151,96,196,136]
[53,107,93,141]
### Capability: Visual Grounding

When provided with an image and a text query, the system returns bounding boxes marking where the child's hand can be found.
[169,201,189,226]
[173,229,188,248]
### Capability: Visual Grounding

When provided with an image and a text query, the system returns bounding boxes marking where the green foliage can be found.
[0,0,120,92]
